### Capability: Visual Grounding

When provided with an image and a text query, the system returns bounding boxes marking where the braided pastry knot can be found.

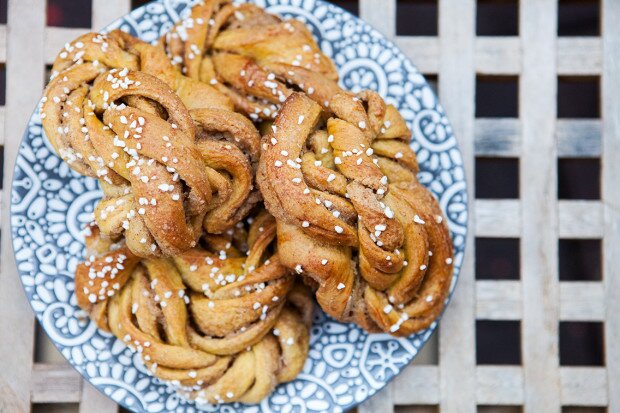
[106,29,234,111]
[75,68,213,257]
[161,0,341,121]
[42,32,263,256]
[41,32,139,177]
[41,29,232,183]
[258,92,454,336]
[75,211,312,404]
[41,29,234,184]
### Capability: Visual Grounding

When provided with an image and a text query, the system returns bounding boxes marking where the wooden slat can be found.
[558,200,604,238]
[0,25,6,62]
[31,364,81,403]
[44,27,87,64]
[437,1,477,412]
[392,366,608,406]
[477,366,524,405]
[557,38,602,75]
[471,37,603,75]
[32,362,610,408]
[476,281,522,320]
[394,37,439,75]
[0,1,46,412]
[475,200,521,237]
[476,281,604,321]
[475,37,520,75]
[560,367,608,406]
[359,384,394,413]
[475,200,603,238]
[520,2,561,412]
[80,381,116,413]
[474,118,521,157]
[602,1,620,411]
[560,282,605,321]
[359,0,395,39]
[392,365,440,405]
[0,107,5,145]
[556,119,602,158]
[92,0,130,30]
[474,119,601,158]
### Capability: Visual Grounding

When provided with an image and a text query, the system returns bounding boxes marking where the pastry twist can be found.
[161,0,341,121]
[75,211,312,404]
[258,92,454,336]
[41,32,139,177]
[42,32,262,255]
[87,68,212,257]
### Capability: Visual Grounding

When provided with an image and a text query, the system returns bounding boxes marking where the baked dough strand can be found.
[258,92,454,336]
[75,212,312,404]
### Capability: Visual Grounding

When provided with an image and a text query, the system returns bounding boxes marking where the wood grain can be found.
[520,2,561,412]
[602,0,620,412]
[0,1,45,412]
[438,1,477,413]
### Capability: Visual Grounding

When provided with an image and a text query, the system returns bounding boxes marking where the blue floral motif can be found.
[11,1,468,412]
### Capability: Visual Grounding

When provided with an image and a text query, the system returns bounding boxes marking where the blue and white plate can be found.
[11,1,468,412]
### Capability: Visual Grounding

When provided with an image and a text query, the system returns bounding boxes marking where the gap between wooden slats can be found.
[602,0,620,411]
[474,119,601,158]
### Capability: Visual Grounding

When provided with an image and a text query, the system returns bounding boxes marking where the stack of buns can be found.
[41,0,453,404]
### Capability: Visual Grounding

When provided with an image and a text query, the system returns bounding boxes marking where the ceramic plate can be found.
[11,1,468,411]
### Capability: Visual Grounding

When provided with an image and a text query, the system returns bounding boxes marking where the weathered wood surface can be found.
[0,1,615,412]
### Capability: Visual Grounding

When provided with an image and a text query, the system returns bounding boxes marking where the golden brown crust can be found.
[161,0,340,120]
[87,69,212,257]
[41,30,261,256]
[257,92,454,336]
[74,212,312,404]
